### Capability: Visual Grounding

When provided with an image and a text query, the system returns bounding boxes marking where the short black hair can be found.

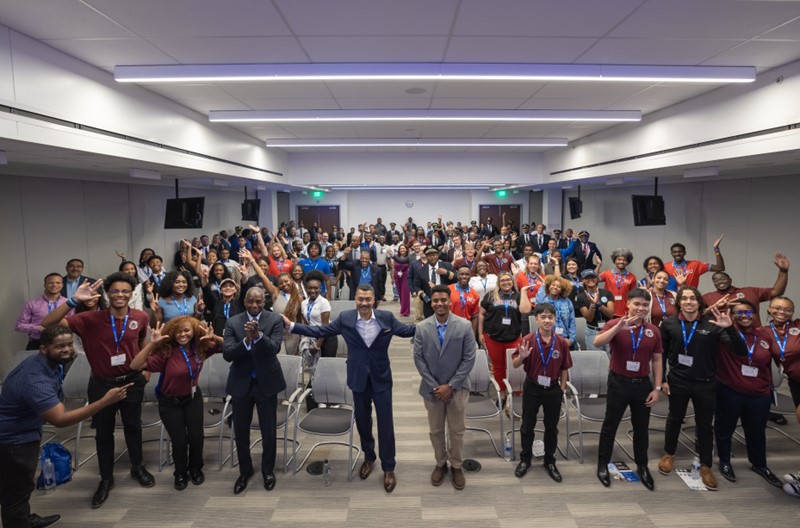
[731,299,757,311]
[66,258,84,266]
[627,288,651,302]
[158,271,195,298]
[431,284,450,297]
[356,284,375,296]
[534,303,557,316]
[642,255,665,272]
[40,326,73,346]
[670,243,686,252]
[44,272,62,282]
[146,254,163,265]
[304,270,326,286]
[104,271,137,292]
[307,241,322,254]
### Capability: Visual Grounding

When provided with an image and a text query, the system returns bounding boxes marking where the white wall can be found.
[0,174,276,376]
[561,174,800,303]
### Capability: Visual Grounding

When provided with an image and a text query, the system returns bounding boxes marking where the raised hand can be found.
[199,323,215,343]
[518,340,532,359]
[150,321,168,344]
[674,267,688,286]
[774,252,790,271]
[709,306,733,328]
[713,233,725,249]
[115,250,127,260]
[280,314,292,329]
[74,279,103,302]
[195,298,205,314]
[248,224,259,233]
[150,292,160,310]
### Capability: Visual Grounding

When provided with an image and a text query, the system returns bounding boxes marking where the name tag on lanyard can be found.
[537,375,551,387]
[741,364,758,378]
[678,354,693,367]
[626,361,640,372]
[111,354,126,366]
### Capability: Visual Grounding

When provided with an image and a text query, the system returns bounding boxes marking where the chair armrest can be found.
[287,387,303,403]
[295,387,313,404]
[502,379,513,395]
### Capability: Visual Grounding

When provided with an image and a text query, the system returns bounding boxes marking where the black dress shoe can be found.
[545,462,562,482]
[174,474,188,491]
[597,465,611,487]
[514,461,531,478]
[91,479,114,509]
[752,466,783,488]
[720,462,736,482]
[189,469,205,485]
[768,411,788,425]
[637,466,655,491]
[234,469,254,495]
[131,465,155,488]
[264,472,276,491]
[29,513,61,528]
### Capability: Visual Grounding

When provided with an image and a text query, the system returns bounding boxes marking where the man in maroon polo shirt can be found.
[593,288,663,491]
[42,272,153,509]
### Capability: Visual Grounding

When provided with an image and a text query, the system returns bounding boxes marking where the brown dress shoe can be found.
[384,471,397,493]
[359,460,375,480]
[431,464,447,486]
[700,465,718,491]
[658,454,675,475]
[451,468,466,490]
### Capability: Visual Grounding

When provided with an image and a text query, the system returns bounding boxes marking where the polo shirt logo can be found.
[760,340,769,349]
[790,328,800,336]
[552,350,560,359]
[129,320,139,330]
[697,329,710,335]
[645,329,654,338]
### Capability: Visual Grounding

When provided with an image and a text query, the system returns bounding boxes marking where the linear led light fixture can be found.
[317,185,495,190]
[322,182,501,189]
[683,166,719,179]
[115,63,755,84]
[212,109,640,123]
[265,138,568,148]
[129,168,161,180]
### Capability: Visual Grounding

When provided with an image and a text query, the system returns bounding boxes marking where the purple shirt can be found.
[15,294,70,340]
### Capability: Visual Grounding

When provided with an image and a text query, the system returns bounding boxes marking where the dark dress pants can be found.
[519,378,563,465]
[0,441,38,528]
[664,374,716,467]
[714,382,771,468]
[598,373,652,467]
[158,388,205,476]
[232,379,278,476]
[353,377,396,472]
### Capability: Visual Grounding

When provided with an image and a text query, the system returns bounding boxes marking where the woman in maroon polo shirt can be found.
[646,270,677,327]
[131,316,217,491]
[714,300,783,488]
[761,296,800,408]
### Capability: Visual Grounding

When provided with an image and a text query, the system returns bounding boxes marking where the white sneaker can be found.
[784,481,800,498]
[784,472,800,483]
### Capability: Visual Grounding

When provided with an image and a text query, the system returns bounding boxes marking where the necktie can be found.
[430,267,436,283]
[437,323,447,346]
[538,235,542,246]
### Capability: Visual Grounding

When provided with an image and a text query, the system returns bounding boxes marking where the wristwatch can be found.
[655,386,663,392]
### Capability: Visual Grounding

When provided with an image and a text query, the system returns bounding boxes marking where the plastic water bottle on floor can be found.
[322,459,332,486]
[42,456,56,493]
[691,456,701,481]
[504,438,513,461]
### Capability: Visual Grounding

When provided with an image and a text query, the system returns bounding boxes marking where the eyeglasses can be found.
[770,306,795,313]
[732,310,754,317]
[108,289,132,295]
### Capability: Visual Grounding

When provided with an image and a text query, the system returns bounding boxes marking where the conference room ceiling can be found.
[1,0,800,155]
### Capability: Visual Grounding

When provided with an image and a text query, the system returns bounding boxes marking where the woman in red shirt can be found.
[599,249,637,318]
[131,316,217,491]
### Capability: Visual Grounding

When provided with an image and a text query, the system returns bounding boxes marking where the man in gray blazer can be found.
[413,284,476,490]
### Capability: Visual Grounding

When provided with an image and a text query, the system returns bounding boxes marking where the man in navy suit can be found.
[342,249,382,305]
[415,248,456,318]
[223,288,286,495]
[60,258,96,299]
[283,284,415,493]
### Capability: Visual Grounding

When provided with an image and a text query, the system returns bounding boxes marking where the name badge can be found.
[398,272,403,278]
[555,327,564,335]
[741,365,758,378]
[678,354,693,367]
[614,295,623,301]
[537,375,551,387]
[110,353,126,367]
[191,385,197,396]
[502,317,512,325]
[597,322,606,328]
[626,361,641,372]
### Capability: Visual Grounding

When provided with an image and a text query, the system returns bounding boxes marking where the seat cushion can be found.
[298,408,353,435]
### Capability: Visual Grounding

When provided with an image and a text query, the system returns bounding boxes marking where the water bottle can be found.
[42,456,56,493]
[322,459,332,486]
[691,456,701,481]
[503,438,513,462]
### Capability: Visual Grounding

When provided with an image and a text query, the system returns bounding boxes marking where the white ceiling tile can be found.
[454,0,643,37]
[299,36,449,62]
[0,0,134,39]
[703,40,800,69]
[140,83,232,100]
[517,98,620,110]
[326,81,436,99]
[483,123,572,137]
[578,38,744,65]
[278,124,360,138]
[275,0,459,35]
[83,0,291,37]
[758,16,800,39]
[219,82,332,99]
[174,99,252,114]
[429,98,528,109]
[336,98,433,109]
[609,0,800,40]
[237,98,340,110]
[444,36,597,62]
[432,81,544,99]
[40,38,178,69]
[604,99,681,114]
[145,37,309,63]
[531,82,651,100]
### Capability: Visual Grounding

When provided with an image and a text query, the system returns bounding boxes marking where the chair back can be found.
[528,316,539,334]
[145,371,161,402]
[504,347,527,392]
[771,361,785,389]
[575,318,587,350]
[568,349,610,397]
[328,301,351,320]
[10,350,38,371]
[277,354,303,400]
[309,357,353,405]
[467,349,492,393]
[62,354,91,400]
[203,353,230,398]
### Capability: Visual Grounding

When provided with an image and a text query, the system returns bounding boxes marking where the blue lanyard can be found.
[495,255,506,268]
[655,293,668,315]
[680,320,698,353]
[57,364,64,384]
[306,258,321,270]
[464,258,475,272]
[306,299,316,322]
[480,277,488,291]
[737,331,756,364]
[179,345,200,381]
[456,285,470,311]
[629,325,644,360]
[214,281,221,291]
[613,270,628,290]
[526,274,540,289]
[770,322,788,362]
[500,292,513,317]
[110,313,129,353]
[173,297,188,315]
[536,331,556,373]
[223,302,231,320]
[360,267,371,282]
[673,261,687,275]
[47,299,59,313]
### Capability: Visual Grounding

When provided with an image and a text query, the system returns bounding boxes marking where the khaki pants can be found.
[423,389,469,469]
[413,294,424,322]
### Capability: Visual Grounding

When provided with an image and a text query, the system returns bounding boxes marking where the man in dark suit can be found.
[342,250,382,305]
[416,248,456,318]
[574,230,603,272]
[223,288,286,495]
[480,217,499,239]
[283,284,415,493]
[517,224,533,252]
[60,258,96,299]
[531,224,551,255]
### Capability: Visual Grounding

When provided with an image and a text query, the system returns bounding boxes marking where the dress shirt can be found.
[15,295,69,340]
[65,278,81,298]
[355,311,381,348]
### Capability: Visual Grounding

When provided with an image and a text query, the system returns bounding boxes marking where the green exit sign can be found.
[312,190,324,199]
[496,190,507,198]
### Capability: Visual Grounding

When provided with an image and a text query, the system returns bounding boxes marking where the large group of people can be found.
[3,214,800,528]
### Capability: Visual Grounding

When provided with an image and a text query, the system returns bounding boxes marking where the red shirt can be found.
[759,320,800,384]
[649,291,676,327]
[448,284,480,320]
[664,260,709,289]
[703,286,772,327]
[146,344,218,398]
[517,331,573,385]
[67,309,150,378]
[268,257,294,277]
[598,270,637,317]
[717,327,777,396]
[483,252,513,276]
[452,257,479,276]
[515,272,543,302]
[602,319,663,378]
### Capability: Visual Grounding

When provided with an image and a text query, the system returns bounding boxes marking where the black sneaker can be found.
[190,469,205,485]
[29,513,61,528]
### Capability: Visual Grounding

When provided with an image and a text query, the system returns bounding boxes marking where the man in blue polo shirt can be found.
[0,326,130,528]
